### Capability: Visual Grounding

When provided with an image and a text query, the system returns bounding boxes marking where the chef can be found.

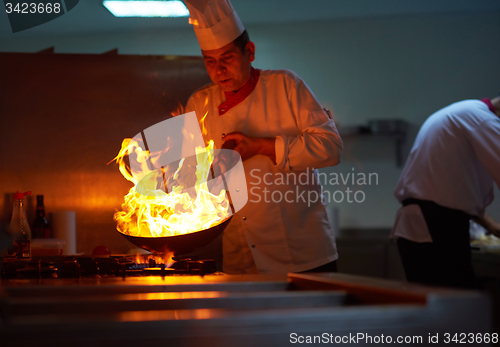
[183,0,343,274]
[392,95,500,289]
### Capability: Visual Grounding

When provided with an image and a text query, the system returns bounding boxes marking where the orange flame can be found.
[135,252,175,268]
[199,98,209,136]
[170,101,185,118]
[112,119,231,238]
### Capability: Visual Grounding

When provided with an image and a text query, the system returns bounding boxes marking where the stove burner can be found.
[0,255,217,279]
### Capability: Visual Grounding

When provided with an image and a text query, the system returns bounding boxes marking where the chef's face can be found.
[202,41,255,92]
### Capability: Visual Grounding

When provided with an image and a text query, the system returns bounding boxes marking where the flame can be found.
[170,101,185,118]
[112,134,231,238]
[135,252,175,268]
[200,98,209,136]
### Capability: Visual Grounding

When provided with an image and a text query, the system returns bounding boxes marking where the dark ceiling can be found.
[1,0,500,36]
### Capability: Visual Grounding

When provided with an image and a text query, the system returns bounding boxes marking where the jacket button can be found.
[222,133,226,138]
[251,244,256,248]
[243,216,247,220]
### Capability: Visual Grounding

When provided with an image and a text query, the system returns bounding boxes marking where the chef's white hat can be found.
[184,0,245,51]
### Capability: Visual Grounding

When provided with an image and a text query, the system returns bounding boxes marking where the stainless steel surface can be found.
[0,272,491,347]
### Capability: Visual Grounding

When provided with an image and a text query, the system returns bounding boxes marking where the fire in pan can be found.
[112,124,247,256]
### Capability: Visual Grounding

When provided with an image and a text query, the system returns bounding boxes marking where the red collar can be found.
[218,67,260,116]
[481,98,496,114]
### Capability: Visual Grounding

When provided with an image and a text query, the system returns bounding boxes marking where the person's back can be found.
[395,99,498,216]
[392,96,500,289]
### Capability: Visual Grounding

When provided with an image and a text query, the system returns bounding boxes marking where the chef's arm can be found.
[222,118,341,171]
[473,212,500,238]
[275,119,342,171]
[222,132,276,164]
[274,72,342,171]
[222,124,342,170]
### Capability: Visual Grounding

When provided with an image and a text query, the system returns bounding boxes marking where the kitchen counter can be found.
[0,272,491,346]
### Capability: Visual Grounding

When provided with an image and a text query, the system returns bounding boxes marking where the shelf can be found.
[339,120,408,167]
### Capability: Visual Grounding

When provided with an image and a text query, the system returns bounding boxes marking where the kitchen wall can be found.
[1,10,499,234]
[0,52,213,255]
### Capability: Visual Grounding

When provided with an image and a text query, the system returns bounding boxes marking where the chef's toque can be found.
[184,0,245,51]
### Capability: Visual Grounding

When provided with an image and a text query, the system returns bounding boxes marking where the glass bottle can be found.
[9,191,32,259]
[33,195,51,238]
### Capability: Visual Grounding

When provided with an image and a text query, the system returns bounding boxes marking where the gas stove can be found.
[0,254,217,279]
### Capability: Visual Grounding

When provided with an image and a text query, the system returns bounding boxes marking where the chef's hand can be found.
[222,132,276,164]
[210,141,240,186]
[474,212,500,238]
[211,151,234,180]
[488,223,500,239]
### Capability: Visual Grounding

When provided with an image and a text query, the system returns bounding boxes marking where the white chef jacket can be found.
[392,100,500,242]
[186,69,342,274]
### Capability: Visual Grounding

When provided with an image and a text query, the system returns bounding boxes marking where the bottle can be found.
[33,195,51,238]
[9,191,32,259]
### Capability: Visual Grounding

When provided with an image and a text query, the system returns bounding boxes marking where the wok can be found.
[119,147,242,256]
[119,216,232,255]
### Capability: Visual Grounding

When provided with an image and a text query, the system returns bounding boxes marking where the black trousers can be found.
[397,199,480,289]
